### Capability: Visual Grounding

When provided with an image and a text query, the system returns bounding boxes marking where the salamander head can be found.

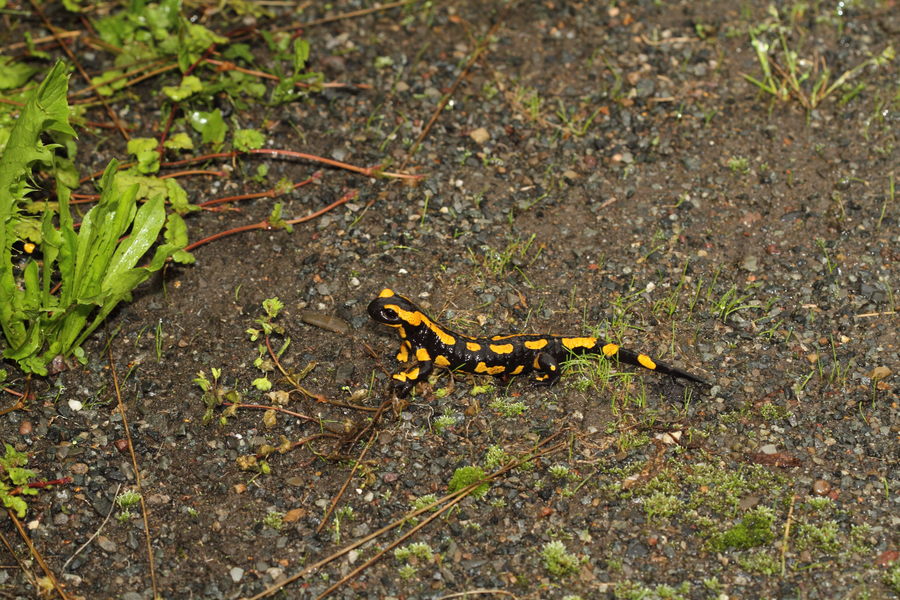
[368,289,422,327]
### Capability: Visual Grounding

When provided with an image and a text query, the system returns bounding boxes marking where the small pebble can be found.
[19,421,32,436]
[469,127,490,144]
[812,480,831,496]
[68,399,83,412]
[230,567,244,583]
[97,536,117,553]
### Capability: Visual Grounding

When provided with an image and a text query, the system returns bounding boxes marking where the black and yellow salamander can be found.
[368,288,708,398]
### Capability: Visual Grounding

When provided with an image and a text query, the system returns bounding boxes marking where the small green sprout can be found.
[488,397,527,417]
[432,413,457,434]
[548,464,573,480]
[115,490,142,509]
[411,494,438,512]
[331,506,354,542]
[263,511,284,531]
[727,156,751,174]
[394,542,434,563]
[484,445,511,471]
[541,540,580,577]
[115,489,142,523]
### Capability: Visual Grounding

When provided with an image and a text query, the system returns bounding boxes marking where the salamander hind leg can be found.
[532,352,561,386]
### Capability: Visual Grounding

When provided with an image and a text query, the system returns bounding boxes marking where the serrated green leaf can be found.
[0,56,40,90]
[163,132,193,150]
[127,138,158,155]
[0,60,73,354]
[7,466,37,486]
[3,494,28,518]
[89,69,127,96]
[162,75,203,101]
[188,109,227,147]
[233,128,265,151]
[165,178,198,214]
[293,38,310,72]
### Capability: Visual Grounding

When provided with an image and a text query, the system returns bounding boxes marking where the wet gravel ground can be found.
[1,1,898,599]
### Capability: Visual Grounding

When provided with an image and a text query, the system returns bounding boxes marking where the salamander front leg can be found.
[532,352,561,386]
[396,340,412,363]
[390,348,435,398]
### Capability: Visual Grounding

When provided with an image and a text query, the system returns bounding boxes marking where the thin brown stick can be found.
[61,483,123,572]
[780,493,797,576]
[315,431,376,533]
[198,172,321,208]
[315,436,568,599]
[437,590,519,599]
[6,509,71,600]
[402,7,510,168]
[315,480,476,599]
[107,346,159,598]
[263,334,325,402]
[290,0,417,29]
[854,310,897,318]
[0,379,30,416]
[0,29,81,53]
[220,401,320,424]
[0,526,38,591]
[245,430,568,600]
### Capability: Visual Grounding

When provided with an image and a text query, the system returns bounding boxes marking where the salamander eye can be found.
[380,308,399,322]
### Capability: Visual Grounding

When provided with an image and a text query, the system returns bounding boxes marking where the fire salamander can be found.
[368,288,708,398]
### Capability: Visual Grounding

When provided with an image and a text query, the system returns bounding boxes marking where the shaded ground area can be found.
[1,1,898,599]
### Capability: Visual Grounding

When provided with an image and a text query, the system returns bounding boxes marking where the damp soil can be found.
[1,2,898,599]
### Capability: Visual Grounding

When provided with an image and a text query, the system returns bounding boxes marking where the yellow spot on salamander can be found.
[23,242,36,254]
[396,342,410,362]
[416,347,431,362]
[387,305,422,327]
[532,356,542,370]
[510,365,524,375]
[601,343,619,357]
[392,373,407,382]
[637,354,657,370]
[379,288,395,298]
[430,326,456,347]
[489,343,514,354]
[524,339,548,350]
[405,368,420,379]
[475,362,506,375]
[562,337,597,350]
[434,355,451,367]
[466,342,482,351]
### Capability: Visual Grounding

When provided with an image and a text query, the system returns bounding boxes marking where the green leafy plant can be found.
[394,542,434,579]
[263,510,285,531]
[708,505,775,551]
[541,540,580,577]
[742,7,895,111]
[0,61,192,375]
[115,488,142,522]
[448,465,489,498]
[0,444,38,518]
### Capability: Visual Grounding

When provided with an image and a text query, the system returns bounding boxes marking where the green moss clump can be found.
[709,506,775,551]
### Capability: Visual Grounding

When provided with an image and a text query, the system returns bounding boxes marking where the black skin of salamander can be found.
[368,290,709,398]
